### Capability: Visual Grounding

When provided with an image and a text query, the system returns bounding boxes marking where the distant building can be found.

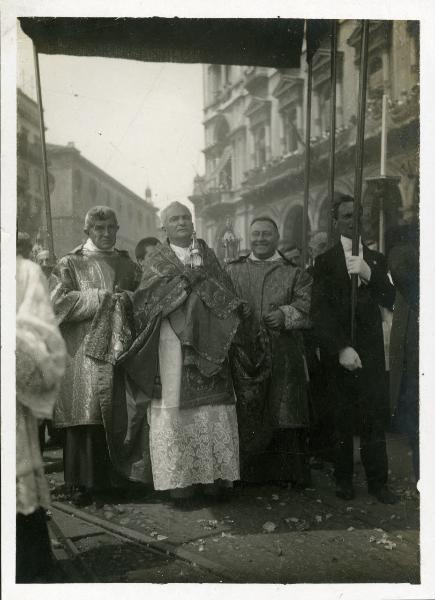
[190,20,419,258]
[17,88,48,245]
[17,88,159,259]
[47,143,159,258]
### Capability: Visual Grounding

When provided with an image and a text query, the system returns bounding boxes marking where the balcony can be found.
[243,67,269,94]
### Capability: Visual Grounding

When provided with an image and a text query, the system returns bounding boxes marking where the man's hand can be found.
[264,309,285,330]
[239,301,252,319]
[339,346,362,371]
[345,256,371,282]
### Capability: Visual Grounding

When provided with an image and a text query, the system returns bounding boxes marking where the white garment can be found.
[83,237,115,253]
[170,243,191,265]
[16,258,66,514]
[148,319,240,491]
[340,235,363,258]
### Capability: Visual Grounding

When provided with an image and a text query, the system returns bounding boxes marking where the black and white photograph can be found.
[2,2,434,599]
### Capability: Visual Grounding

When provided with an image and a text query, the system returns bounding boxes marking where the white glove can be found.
[345,256,371,282]
[339,346,362,371]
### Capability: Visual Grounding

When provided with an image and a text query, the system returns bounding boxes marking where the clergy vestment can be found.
[226,252,312,485]
[49,240,143,491]
[123,240,241,491]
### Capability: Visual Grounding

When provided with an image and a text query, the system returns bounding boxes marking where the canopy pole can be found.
[33,43,55,263]
[350,20,370,344]
[301,56,313,268]
[327,19,338,248]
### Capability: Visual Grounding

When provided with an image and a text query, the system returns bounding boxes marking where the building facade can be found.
[190,20,419,259]
[17,88,48,245]
[17,89,159,259]
[47,143,159,258]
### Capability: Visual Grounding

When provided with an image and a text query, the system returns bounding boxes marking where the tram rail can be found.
[49,500,236,583]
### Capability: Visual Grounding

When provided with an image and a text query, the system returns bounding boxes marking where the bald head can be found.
[161,202,194,247]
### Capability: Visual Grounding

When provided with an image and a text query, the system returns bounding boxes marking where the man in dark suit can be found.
[311,194,397,504]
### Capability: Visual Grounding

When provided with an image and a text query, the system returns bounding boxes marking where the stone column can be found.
[296,103,304,150]
[265,122,271,161]
[336,80,344,130]
[382,49,391,94]
[312,89,321,138]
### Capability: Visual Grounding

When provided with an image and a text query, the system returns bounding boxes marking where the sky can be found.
[17,23,204,213]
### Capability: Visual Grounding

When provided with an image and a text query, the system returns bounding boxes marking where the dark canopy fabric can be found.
[19,17,331,68]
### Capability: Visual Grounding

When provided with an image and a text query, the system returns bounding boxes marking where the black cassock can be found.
[311,242,395,491]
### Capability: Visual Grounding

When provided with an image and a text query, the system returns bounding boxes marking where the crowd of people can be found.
[16,194,419,581]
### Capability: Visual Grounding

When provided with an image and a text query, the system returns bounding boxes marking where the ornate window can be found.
[272,75,304,153]
[281,107,299,153]
[244,97,271,168]
[253,126,267,168]
[347,21,392,98]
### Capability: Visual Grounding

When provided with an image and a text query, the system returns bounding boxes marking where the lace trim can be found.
[148,404,240,490]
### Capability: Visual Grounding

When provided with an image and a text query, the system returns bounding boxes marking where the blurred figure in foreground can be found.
[16,233,66,582]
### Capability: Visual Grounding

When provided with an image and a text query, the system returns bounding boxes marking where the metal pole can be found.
[301,57,313,269]
[327,20,338,248]
[379,93,388,253]
[351,20,370,344]
[33,42,55,263]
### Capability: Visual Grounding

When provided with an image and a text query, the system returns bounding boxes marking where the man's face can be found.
[37,252,50,267]
[137,245,158,270]
[335,201,359,240]
[87,217,118,250]
[163,205,194,246]
[284,248,301,267]
[250,220,279,259]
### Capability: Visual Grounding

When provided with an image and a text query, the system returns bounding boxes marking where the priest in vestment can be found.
[123,202,241,503]
[226,217,312,488]
[50,206,144,506]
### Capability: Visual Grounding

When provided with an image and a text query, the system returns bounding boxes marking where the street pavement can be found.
[45,432,419,584]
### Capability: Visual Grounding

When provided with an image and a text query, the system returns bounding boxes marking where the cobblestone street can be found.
[45,432,419,584]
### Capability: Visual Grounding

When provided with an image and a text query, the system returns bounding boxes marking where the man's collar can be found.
[340,235,363,254]
[248,250,282,262]
[83,238,115,253]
